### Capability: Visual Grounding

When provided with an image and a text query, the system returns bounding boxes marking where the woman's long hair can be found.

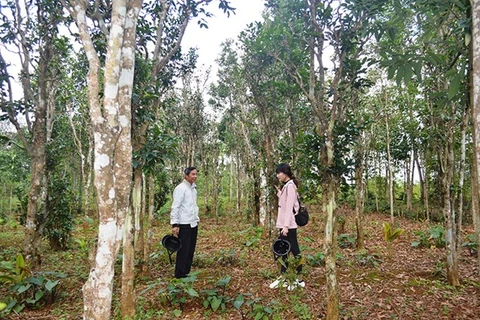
[275,163,299,187]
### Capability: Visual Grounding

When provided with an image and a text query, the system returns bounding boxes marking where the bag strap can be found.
[282,180,302,214]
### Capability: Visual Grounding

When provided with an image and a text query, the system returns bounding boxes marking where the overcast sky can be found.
[3,1,266,100]
[181,0,266,78]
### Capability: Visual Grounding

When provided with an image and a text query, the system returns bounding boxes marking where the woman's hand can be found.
[281,226,288,236]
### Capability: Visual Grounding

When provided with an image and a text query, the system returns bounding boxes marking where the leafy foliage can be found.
[0,253,66,315]
[201,275,231,313]
[338,233,356,249]
[383,222,404,258]
[244,226,263,248]
[411,225,446,249]
[355,249,383,268]
[461,234,478,257]
[43,173,77,251]
[143,272,199,309]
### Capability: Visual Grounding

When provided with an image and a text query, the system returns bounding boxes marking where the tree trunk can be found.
[406,156,412,211]
[456,110,468,250]
[140,172,146,252]
[422,153,430,221]
[23,24,54,268]
[354,135,365,249]
[143,174,155,275]
[213,152,219,221]
[236,157,242,215]
[23,145,47,267]
[374,151,380,212]
[253,167,261,226]
[68,0,141,318]
[324,178,339,320]
[230,158,234,201]
[385,114,394,223]
[121,208,136,318]
[470,0,480,275]
[132,167,143,248]
[440,136,460,286]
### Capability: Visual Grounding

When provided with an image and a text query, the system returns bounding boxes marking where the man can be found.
[170,166,199,278]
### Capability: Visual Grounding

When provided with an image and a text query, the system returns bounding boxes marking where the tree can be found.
[62,1,142,318]
[471,0,480,276]
[379,0,471,286]
[0,0,66,267]
[259,1,386,317]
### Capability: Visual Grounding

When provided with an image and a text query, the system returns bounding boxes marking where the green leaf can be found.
[29,275,45,286]
[45,279,59,291]
[186,288,199,297]
[448,74,461,100]
[387,65,396,80]
[217,275,231,287]
[233,294,244,309]
[15,254,25,275]
[0,275,15,283]
[395,67,404,86]
[13,303,25,313]
[35,290,45,301]
[0,302,7,311]
[411,241,421,247]
[403,66,413,85]
[211,297,222,311]
[412,61,422,82]
[254,312,264,320]
[16,284,32,294]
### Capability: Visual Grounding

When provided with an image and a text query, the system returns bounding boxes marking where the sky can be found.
[3,0,266,101]
[181,0,266,79]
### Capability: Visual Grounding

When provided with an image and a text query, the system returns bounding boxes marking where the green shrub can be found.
[306,252,325,267]
[201,276,232,313]
[383,222,404,258]
[411,225,445,248]
[0,253,66,315]
[140,272,199,309]
[244,226,263,248]
[233,294,281,320]
[337,233,355,248]
[461,234,478,256]
[355,249,382,267]
[44,176,77,251]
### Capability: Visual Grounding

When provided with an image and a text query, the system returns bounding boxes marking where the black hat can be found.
[272,238,291,257]
[162,235,182,252]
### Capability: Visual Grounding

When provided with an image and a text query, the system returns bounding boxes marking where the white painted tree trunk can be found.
[65,0,142,318]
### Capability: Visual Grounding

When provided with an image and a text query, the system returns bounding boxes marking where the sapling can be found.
[383,222,404,258]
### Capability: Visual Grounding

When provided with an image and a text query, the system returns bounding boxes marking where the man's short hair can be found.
[184,166,196,175]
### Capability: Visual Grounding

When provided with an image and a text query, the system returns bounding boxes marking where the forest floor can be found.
[0,208,479,320]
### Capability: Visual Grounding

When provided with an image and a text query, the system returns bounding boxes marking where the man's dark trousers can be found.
[175,225,198,278]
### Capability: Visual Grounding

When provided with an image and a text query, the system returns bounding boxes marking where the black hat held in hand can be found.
[162,234,182,264]
[272,237,291,257]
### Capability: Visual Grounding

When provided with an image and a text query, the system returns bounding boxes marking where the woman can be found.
[269,163,305,290]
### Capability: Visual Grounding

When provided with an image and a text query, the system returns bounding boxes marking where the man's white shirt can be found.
[170,180,199,227]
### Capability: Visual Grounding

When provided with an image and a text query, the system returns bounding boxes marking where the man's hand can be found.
[281,226,288,236]
[172,226,179,236]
